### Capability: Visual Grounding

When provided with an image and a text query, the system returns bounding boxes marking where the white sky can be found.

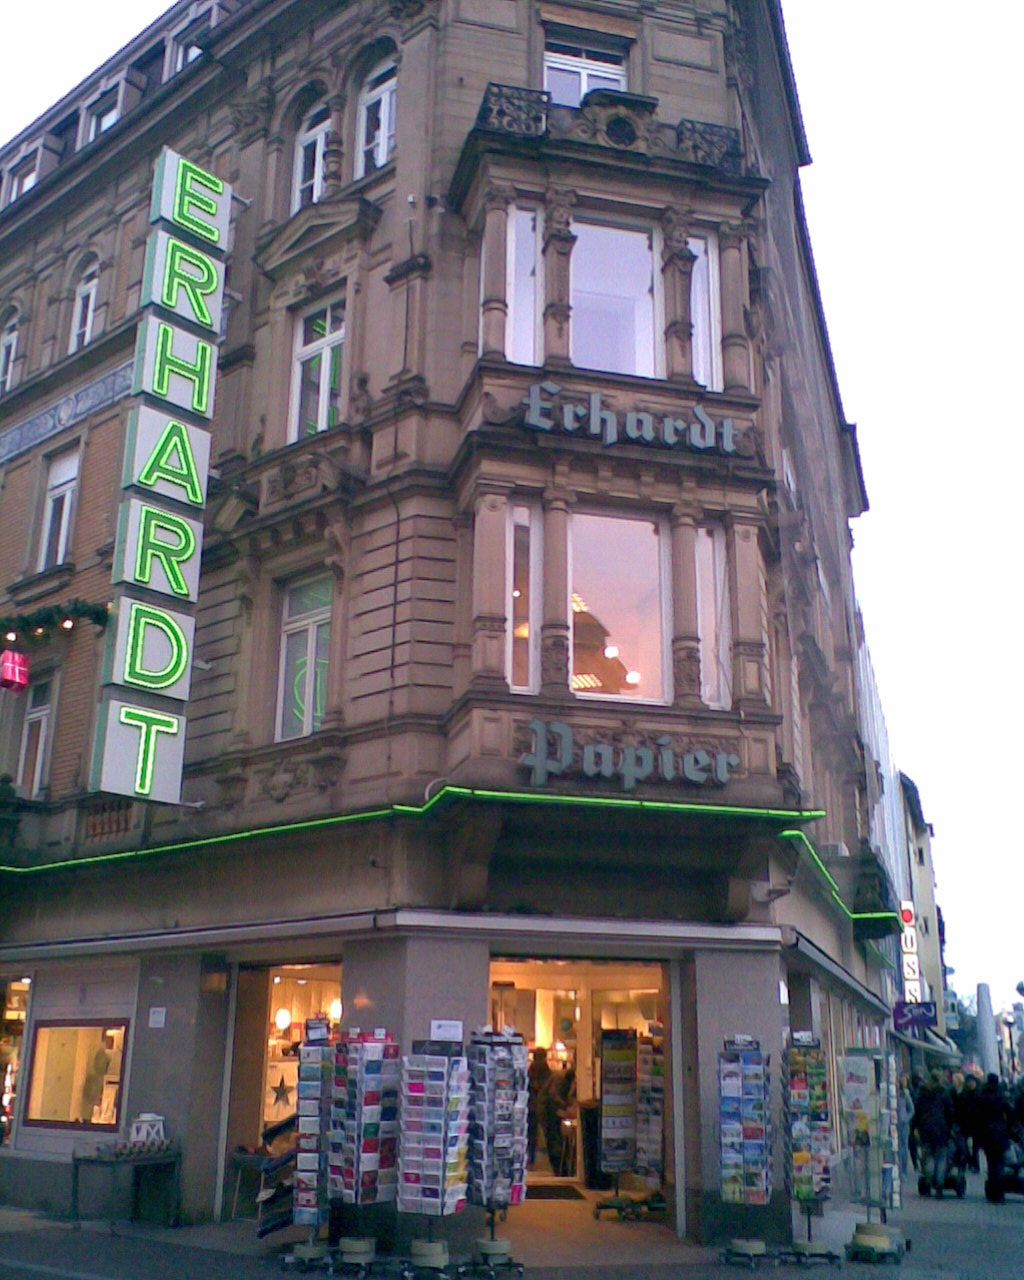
[3,4,1021,1010]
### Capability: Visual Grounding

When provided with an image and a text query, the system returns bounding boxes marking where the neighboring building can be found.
[898,773,947,1037]
[1,0,903,1246]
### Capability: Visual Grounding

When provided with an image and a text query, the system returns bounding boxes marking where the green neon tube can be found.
[779,829,902,926]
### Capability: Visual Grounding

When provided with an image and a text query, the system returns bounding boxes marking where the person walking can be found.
[912,1070,953,1196]
[897,1075,915,1177]
[954,1073,981,1172]
[527,1047,552,1168]
[977,1073,1012,1202]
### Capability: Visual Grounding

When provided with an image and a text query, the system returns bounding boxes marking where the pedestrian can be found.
[912,1069,953,1196]
[977,1073,1012,1202]
[897,1075,915,1177]
[527,1047,552,1168]
[953,1073,981,1172]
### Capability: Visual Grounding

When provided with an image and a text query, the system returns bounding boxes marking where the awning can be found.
[889,1026,960,1062]
[782,928,890,1018]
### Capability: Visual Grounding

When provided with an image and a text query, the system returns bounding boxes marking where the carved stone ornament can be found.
[675,119,744,175]
[349,372,372,422]
[673,642,702,700]
[476,83,550,138]
[540,632,570,689]
[549,92,668,157]
[229,80,276,144]
[544,187,576,240]
[660,206,697,264]
[260,759,310,804]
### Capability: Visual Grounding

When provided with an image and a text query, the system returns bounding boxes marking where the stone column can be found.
[480,184,512,358]
[541,487,573,695]
[471,485,510,684]
[661,207,698,383]
[670,503,702,707]
[719,223,752,395]
[542,187,576,365]
[322,90,347,195]
[728,514,769,709]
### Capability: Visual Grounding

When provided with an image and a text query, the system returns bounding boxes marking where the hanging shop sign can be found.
[521,381,737,454]
[89,148,231,806]
[899,900,922,1003]
[893,1001,937,1032]
[519,717,739,791]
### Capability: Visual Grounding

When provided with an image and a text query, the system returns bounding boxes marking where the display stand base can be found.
[781,1240,843,1266]
[845,1222,904,1264]
[719,1238,774,1270]
[283,1240,331,1272]
[453,1238,524,1280]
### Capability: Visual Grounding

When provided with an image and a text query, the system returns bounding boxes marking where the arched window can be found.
[355,59,397,180]
[292,101,331,213]
[69,257,99,354]
[0,307,18,396]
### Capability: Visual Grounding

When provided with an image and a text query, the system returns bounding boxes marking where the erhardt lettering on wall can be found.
[89,149,232,807]
[520,718,740,792]
[521,381,738,454]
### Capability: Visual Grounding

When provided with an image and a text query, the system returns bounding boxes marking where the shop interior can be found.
[262,964,343,1130]
[489,958,667,1192]
[0,977,30,1143]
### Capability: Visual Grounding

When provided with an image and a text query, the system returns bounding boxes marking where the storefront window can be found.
[0,977,31,1143]
[24,1021,126,1129]
[571,513,666,700]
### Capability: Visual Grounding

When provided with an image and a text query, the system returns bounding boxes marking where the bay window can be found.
[570,513,668,701]
[570,222,659,378]
[276,577,332,741]
[290,297,345,440]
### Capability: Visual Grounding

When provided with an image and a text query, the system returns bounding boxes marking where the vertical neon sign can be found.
[90,149,231,806]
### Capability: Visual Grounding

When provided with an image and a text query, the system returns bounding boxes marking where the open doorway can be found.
[489,958,666,1194]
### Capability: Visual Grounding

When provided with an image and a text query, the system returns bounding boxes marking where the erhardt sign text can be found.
[522,381,738,454]
[89,149,232,806]
[520,718,739,792]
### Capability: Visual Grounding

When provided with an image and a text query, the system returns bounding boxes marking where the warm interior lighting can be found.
[329,998,343,1022]
[274,1007,292,1033]
[512,589,521,598]
[603,644,619,659]
[625,670,641,685]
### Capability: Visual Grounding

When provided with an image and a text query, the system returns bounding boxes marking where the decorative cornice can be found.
[0,359,132,467]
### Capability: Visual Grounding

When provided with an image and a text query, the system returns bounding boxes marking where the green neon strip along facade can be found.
[0,788,825,877]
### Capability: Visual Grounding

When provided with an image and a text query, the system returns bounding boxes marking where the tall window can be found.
[7,156,38,205]
[570,513,667,701]
[277,577,332,740]
[689,232,723,391]
[291,298,345,440]
[505,207,542,366]
[24,1021,127,1129]
[0,310,17,396]
[355,59,397,179]
[38,449,79,572]
[87,92,120,142]
[69,260,99,354]
[17,678,53,798]
[695,525,733,709]
[507,504,541,692]
[292,102,331,212]
[544,41,626,107]
[570,222,659,377]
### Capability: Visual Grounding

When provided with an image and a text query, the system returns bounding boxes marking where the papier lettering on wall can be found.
[89,149,232,806]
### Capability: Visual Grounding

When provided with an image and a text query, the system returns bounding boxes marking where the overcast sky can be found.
[2,4,1021,1011]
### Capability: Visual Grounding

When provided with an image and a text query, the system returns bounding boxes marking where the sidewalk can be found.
[2,1172,1022,1280]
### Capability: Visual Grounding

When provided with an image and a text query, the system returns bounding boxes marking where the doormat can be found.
[525,1185,587,1200]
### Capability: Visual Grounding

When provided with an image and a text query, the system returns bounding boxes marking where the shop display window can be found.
[0,977,31,1144]
[263,964,341,1126]
[23,1020,126,1129]
[570,512,667,701]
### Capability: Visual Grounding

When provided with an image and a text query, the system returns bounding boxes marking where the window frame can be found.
[569,217,665,379]
[38,448,79,573]
[275,577,333,742]
[7,155,38,205]
[21,1018,129,1132]
[354,58,397,180]
[567,508,672,705]
[68,262,99,355]
[16,676,55,799]
[86,91,120,143]
[292,102,331,213]
[688,229,723,392]
[0,312,18,396]
[695,523,733,710]
[289,295,347,442]
[505,502,543,694]
[543,40,627,107]
[504,204,544,367]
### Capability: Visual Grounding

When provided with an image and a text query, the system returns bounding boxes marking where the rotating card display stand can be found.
[780,1036,840,1266]
[717,1037,774,1267]
[397,1037,469,1278]
[839,1049,904,1263]
[286,1018,333,1271]
[593,1029,638,1219]
[464,1028,528,1278]
[330,1029,401,1208]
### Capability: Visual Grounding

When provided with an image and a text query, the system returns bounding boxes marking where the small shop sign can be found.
[894,1001,937,1031]
[89,149,232,805]
[519,717,739,790]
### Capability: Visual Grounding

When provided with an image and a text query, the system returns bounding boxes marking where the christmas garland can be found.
[1,598,110,645]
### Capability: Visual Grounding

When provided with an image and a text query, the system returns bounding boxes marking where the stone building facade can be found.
[0,0,900,1246]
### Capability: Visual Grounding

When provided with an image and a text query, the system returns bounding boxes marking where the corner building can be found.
[0,0,900,1246]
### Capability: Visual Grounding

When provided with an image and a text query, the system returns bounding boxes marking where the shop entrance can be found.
[489,958,667,1194]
